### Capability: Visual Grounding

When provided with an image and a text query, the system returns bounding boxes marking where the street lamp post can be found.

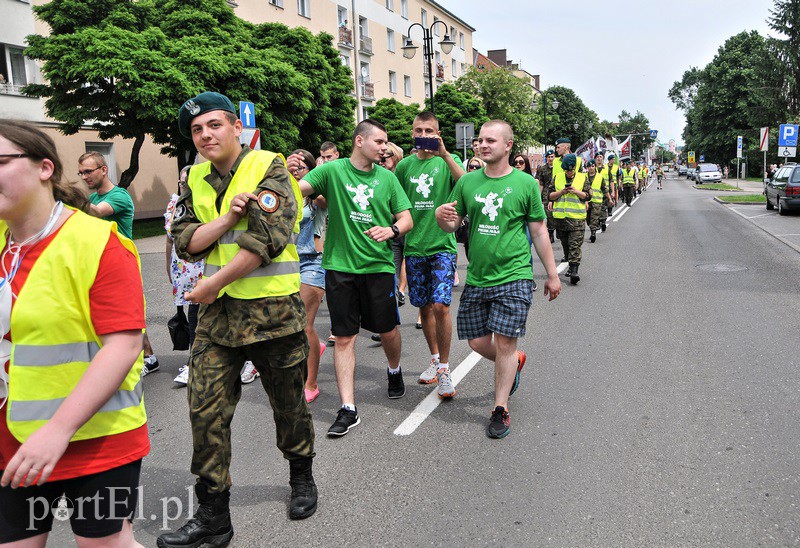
[402,21,455,114]
[533,95,559,149]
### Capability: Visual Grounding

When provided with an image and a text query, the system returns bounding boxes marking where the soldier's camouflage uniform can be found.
[172,147,313,494]
[536,163,554,234]
[545,174,593,264]
[586,174,608,232]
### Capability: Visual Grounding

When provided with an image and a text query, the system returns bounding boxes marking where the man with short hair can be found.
[79,151,134,239]
[395,111,464,397]
[159,92,318,548]
[585,158,610,243]
[436,120,561,439]
[319,141,340,163]
[552,137,582,179]
[604,154,620,219]
[620,159,638,206]
[547,154,592,285]
[292,119,413,437]
[78,151,160,374]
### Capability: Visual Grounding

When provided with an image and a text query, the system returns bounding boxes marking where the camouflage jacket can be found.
[545,173,593,229]
[172,146,305,347]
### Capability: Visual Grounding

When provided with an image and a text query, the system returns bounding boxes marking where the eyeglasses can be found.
[468,164,481,170]
[513,159,525,166]
[0,154,29,160]
[77,166,102,177]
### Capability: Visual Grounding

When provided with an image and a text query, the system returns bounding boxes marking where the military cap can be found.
[179,91,237,138]
[545,149,555,156]
[607,154,616,160]
[594,151,604,158]
[555,137,571,145]
[586,159,596,167]
[561,154,577,170]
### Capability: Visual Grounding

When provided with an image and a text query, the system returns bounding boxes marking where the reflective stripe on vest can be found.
[622,168,636,185]
[3,211,146,443]
[590,172,605,204]
[552,172,588,220]
[188,150,302,299]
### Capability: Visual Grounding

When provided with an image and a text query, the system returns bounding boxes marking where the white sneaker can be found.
[240,361,260,384]
[418,359,439,384]
[173,365,189,386]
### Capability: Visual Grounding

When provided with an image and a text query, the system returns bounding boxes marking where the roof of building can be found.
[425,0,476,32]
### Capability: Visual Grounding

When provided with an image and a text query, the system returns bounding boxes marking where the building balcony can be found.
[359,36,373,56]
[338,26,353,48]
[360,82,375,100]
[436,63,445,81]
[0,83,26,95]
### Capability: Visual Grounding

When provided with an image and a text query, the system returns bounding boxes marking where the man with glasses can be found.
[78,152,134,239]
[395,111,464,397]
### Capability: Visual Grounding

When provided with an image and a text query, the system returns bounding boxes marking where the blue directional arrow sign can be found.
[778,124,798,147]
[239,101,256,129]
[649,129,658,139]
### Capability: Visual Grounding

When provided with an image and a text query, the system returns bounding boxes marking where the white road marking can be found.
[394,262,569,436]
[612,204,631,222]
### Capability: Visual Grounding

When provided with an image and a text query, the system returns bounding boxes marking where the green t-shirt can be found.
[449,168,545,287]
[90,186,134,239]
[305,158,411,274]
[395,153,459,257]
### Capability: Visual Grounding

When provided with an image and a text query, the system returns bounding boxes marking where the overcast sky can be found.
[436,0,778,146]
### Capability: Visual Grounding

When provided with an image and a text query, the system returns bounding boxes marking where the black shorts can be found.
[325,270,399,336]
[0,460,142,543]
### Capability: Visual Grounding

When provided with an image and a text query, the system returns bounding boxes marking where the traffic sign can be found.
[700,154,705,162]
[760,127,769,152]
[239,101,256,129]
[778,124,798,147]
[736,136,743,158]
[455,123,475,148]
[780,146,797,157]
[240,128,261,150]
[649,129,658,139]
[688,151,695,164]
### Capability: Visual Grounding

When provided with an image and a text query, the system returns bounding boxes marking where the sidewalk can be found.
[135,235,165,254]
[720,178,764,193]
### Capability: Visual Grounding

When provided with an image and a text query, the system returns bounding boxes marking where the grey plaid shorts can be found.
[456,279,533,340]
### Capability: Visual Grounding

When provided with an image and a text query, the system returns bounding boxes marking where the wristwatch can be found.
[390,224,400,240]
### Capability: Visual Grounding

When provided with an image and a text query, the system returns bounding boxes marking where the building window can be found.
[362,106,369,120]
[424,80,431,99]
[389,71,397,94]
[3,46,28,87]
[459,32,464,49]
[85,143,117,184]
[401,0,408,18]
[340,53,350,67]
[387,29,395,52]
[297,0,309,18]
[337,6,347,25]
[433,17,440,36]
[385,0,393,10]
[452,59,456,78]
[421,8,427,27]
[267,0,283,7]
[461,62,467,76]
[359,16,368,38]
[450,26,456,40]
[404,75,411,97]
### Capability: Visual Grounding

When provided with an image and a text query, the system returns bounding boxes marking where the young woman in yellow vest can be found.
[0,120,147,546]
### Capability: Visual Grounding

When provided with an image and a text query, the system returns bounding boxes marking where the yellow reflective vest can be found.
[188,150,302,299]
[605,163,620,188]
[553,155,583,179]
[553,172,588,220]
[590,172,605,204]
[622,167,637,185]
[4,211,146,443]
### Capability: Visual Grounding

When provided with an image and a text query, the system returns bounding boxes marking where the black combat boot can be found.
[590,231,596,243]
[289,457,318,520]
[601,221,607,232]
[157,484,233,548]
[569,263,580,285]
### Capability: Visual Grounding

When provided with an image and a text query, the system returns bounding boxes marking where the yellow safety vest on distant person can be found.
[188,150,302,299]
[590,172,605,204]
[4,211,146,443]
[622,168,636,185]
[553,172,588,220]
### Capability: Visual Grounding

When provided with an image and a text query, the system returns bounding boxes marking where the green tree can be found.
[366,98,420,153]
[537,86,597,149]
[425,83,488,159]
[767,0,800,119]
[455,66,537,149]
[617,110,653,159]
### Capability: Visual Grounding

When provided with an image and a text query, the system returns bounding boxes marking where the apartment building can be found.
[233,0,475,120]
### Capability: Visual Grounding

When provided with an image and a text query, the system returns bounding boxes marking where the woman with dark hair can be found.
[512,153,532,175]
[0,120,147,545]
[290,149,328,402]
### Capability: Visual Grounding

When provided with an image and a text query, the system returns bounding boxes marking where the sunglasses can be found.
[513,159,525,166]
[468,163,481,170]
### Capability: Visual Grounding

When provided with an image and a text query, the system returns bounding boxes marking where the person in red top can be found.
[0,120,149,546]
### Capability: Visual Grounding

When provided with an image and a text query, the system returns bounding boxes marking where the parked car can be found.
[687,167,696,180]
[764,163,800,215]
[695,163,722,184]
[678,165,688,176]
[662,164,670,172]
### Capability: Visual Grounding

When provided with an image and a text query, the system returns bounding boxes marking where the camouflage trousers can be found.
[555,219,585,264]
[545,207,555,233]
[586,202,604,231]
[622,184,635,206]
[188,330,314,493]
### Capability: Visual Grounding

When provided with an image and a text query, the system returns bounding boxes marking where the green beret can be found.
[586,159,596,167]
[561,153,577,170]
[556,138,571,145]
[179,91,237,138]
[545,149,555,156]
[607,154,616,160]
[594,152,604,158]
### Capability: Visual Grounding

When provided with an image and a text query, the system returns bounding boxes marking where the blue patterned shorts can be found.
[456,279,533,340]
[405,252,457,307]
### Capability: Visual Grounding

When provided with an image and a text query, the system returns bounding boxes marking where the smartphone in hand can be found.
[413,137,440,151]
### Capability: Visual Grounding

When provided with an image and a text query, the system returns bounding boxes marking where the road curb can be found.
[712,197,764,205]
[716,199,800,254]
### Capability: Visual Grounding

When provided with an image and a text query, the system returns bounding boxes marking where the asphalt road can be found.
[48,172,800,547]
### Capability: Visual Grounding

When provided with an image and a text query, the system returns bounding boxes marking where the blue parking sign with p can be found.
[779,124,798,147]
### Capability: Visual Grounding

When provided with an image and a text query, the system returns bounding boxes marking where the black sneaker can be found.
[141,356,160,378]
[327,407,360,437]
[486,406,511,439]
[387,368,405,399]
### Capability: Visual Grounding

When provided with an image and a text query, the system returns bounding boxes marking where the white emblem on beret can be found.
[186,100,200,115]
